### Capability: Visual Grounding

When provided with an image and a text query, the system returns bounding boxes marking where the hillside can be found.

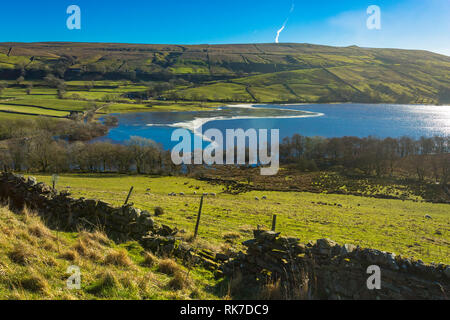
[1,42,449,105]
[0,172,448,300]
[0,205,219,300]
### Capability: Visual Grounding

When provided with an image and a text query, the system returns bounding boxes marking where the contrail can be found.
[275,1,295,44]
[275,24,287,44]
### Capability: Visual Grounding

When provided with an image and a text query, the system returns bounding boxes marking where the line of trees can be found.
[0,134,176,175]
[280,134,450,183]
[0,118,107,142]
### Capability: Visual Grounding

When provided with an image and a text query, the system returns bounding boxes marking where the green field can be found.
[100,101,221,114]
[0,104,69,117]
[0,82,221,122]
[178,63,449,104]
[30,174,450,265]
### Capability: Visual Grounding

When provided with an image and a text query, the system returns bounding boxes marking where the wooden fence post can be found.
[124,186,134,205]
[51,174,58,190]
[271,214,277,231]
[194,195,204,239]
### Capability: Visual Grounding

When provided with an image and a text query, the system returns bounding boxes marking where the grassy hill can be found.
[1,42,449,105]
[0,205,220,300]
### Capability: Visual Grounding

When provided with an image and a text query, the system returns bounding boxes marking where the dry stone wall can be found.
[0,172,162,242]
[0,172,223,272]
[222,230,450,299]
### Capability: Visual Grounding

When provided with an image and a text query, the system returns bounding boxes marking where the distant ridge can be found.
[1,42,449,104]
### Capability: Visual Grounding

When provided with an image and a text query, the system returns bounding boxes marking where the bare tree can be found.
[26,83,33,95]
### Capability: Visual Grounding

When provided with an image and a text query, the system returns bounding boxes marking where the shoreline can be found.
[96,101,450,118]
[95,102,450,146]
[145,104,325,144]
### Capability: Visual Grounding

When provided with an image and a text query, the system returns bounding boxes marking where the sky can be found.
[0,0,449,56]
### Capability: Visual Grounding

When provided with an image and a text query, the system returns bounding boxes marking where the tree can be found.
[26,83,33,95]
[419,136,434,155]
[0,145,12,171]
[16,76,25,85]
[27,133,65,172]
[15,62,26,77]
[57,88,66,99]
[67,141,88,171]
[6,140,27,171]
[115,145,134,173]
[94,142,117,172]
[43,74,68,99]
[44,74,66,89]
[408,155,427,181]
[166,92,180,102]
[399,136,415,157]
[103,115,119,127]
[127,136,160,174]
[430,154,450,185]
[382,137,399,176]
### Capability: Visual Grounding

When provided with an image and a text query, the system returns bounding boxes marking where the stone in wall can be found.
[222,230,450,300]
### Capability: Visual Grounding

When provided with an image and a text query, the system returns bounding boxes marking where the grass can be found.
[177,82,253,102]
[5,96,102,111]
[0,104,69,117]
[30,173,450,265]
[176,61,450,104]
[0,205,219,300]
[0,82,222,122]
[99,101,220,114]
[0,112,41,121]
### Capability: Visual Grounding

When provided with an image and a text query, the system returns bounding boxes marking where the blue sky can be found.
[1,0,449,55]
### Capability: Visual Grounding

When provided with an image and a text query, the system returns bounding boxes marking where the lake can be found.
[96,103,450,149]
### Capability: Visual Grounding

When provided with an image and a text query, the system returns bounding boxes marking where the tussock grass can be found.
[142,252,157,267]
[157,259,181,276]
[86,271,120,296]
[8,245,36,266]
[79,230,112,247]
[72,238,103,262]
[41,239,58,252]
[168,271,192,291]
[0,205,217,300]
[27,224,52,239]
[60,250,79,262]
[104,250,133,267]
[19,271,50,294]
[223,232,241,241]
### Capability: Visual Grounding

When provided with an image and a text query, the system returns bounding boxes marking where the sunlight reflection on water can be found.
[96,103,450,149]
